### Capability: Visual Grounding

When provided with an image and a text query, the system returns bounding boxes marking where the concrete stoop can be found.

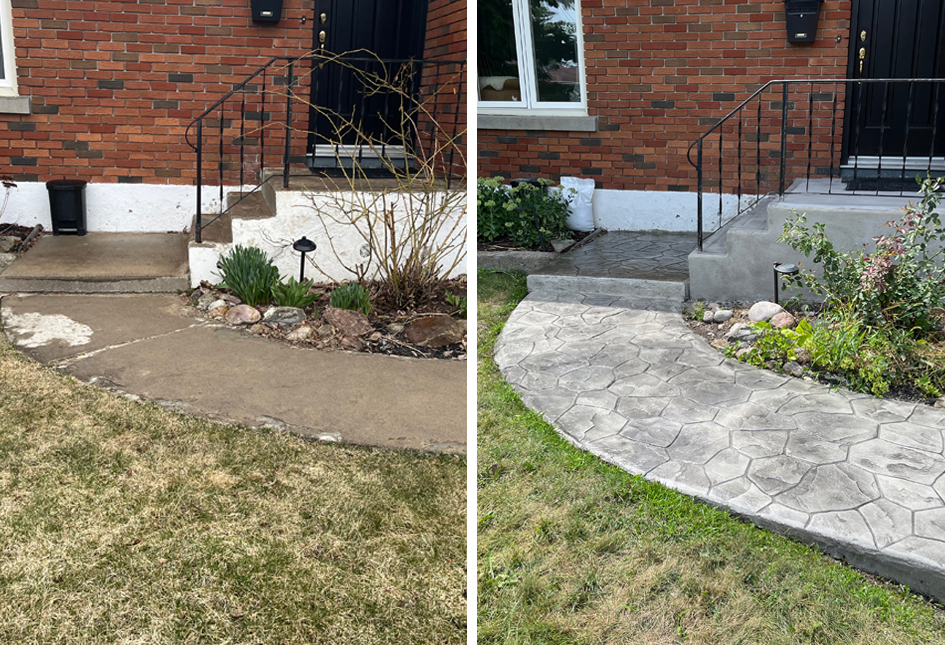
[689,178,923,302]
[0,233,190,294]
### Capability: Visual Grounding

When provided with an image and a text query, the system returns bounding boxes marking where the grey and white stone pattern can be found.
[496,290,945,603]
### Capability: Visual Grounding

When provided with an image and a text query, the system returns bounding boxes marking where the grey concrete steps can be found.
[527,274,688,300]
[0,233,189,293]
[688,178,930,302]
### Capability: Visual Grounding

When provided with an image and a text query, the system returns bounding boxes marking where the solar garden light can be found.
[293,236,317,282]
[773,262,799,305]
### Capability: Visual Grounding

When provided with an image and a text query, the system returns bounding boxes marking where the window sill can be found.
[478,113,598,132]
[0,94,31,115]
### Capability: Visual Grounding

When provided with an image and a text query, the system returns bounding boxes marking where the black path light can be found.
[773,262,800,305]
[293,236,317,282]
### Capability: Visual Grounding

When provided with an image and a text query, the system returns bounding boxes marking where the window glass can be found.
[530,0,580,103]
[478,0,522,102]
[0,26,5,80]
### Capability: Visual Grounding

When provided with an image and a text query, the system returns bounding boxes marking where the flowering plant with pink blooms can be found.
[780,176,945,331]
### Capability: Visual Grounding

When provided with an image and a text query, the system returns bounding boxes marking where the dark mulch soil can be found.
[0,223,47,254]
[181,277,467,361]
[477,230,592,252]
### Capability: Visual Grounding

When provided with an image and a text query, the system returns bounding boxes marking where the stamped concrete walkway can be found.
[496,289,945,602]
[1,293,465,452]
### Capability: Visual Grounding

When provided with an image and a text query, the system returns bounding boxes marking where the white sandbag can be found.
[560,176,595,231]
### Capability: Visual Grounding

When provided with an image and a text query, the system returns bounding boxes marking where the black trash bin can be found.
[46,179,87,236]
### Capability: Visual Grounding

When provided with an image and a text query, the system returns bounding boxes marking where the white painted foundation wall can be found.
[191,187,467,287]
[0,181,229,232]
[592,188,745,232]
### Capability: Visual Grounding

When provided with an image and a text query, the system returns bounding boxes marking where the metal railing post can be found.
[283,61,295,189]
[697,139,703,252]
[196,120,203,244]
[779,82,788,196]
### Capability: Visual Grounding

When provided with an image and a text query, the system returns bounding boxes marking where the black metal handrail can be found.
[186,52,466,243]
[688,78,945,251]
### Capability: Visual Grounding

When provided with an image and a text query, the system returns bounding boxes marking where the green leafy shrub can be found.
[446,290,467,318]
[779,176,945,331]
[477,176,573,249]
[216,245,279,307]
[330,282,372,316]
[272,277,319,310]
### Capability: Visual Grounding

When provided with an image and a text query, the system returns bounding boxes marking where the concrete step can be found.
[0,233,189,293]
[527,274,688,300]
[688,178,929,302]
[700,197,772,256]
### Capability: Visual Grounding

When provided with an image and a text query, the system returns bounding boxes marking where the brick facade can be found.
[0,0,465,186]
[478,0,852,193]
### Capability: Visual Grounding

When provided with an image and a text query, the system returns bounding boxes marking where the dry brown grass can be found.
[0,337,465,644]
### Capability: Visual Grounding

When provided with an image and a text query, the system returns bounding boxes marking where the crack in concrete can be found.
[50,323,208,368]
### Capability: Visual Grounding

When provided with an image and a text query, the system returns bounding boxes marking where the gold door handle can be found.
[858,47,866,75]
[318,30,326,52]
[320,13,327,23]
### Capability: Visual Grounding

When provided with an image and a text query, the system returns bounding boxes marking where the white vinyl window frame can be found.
[478,0,587,116]
[0,0,17,96]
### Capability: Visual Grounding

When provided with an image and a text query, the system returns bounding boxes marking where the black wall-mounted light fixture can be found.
[251,0,284,23]
[293,236,317,282]
[784,0,823,43]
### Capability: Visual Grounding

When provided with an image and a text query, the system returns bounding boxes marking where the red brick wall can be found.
[478,0,852,193]
[0,0,464,186]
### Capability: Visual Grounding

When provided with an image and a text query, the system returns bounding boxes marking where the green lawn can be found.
[0,336,465,644]
[477,269,945,645]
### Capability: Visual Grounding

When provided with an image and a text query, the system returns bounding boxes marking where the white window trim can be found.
[0,0,18,97]
[478,0,588,115]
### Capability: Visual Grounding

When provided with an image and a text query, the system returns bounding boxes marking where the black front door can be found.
[306,0,429,168]
[846,0,945,161]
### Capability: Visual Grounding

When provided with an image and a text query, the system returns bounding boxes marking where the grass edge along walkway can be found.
[477,269,945,645]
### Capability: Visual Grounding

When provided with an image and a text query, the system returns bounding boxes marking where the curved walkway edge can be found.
[496,290,945,603]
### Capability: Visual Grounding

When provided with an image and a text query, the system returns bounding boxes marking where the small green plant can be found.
[688,302,707,321]
[271,277,319,310]
[215,245,279,307]
[477,176,573,249]
[329,282,372,316]
[445,290,467,318]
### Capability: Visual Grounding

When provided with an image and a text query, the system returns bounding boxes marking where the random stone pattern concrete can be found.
[496,290,945,602]
[534,231,696,282]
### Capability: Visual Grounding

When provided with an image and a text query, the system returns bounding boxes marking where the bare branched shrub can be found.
[279,51,467,307]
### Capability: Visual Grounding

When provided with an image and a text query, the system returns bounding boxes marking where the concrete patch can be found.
[2,311,93,348]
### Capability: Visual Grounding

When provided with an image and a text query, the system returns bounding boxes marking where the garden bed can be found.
[180,276,467,361]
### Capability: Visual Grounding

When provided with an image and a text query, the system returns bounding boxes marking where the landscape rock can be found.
[783,361,804,377]
[316,324,334,338]
[749,301,785,322]
[702,311,714,323]
[794,347,811,365]
[250,324,267,335]
[196,293,218,310]
[0,236,18,253]
[724,323,749,340]
[286,326,312,342]
[225,304,261,325]
[0,252,16,273]
[263,306,306,328]
[736,348,754,359]
[341,335,363,351]
[323,307,373,338]
[404,315,467,348]
[387,323,405,335]
[219,293,242,305]
[935,397,945,409]
[550,239,574,253]
[714,309,734,323]
[770,312,797,329]
[207,299,227,311]
[208,306,228,318]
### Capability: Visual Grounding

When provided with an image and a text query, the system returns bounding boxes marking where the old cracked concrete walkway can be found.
[496,289,945,603]
[1,293,465,452]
